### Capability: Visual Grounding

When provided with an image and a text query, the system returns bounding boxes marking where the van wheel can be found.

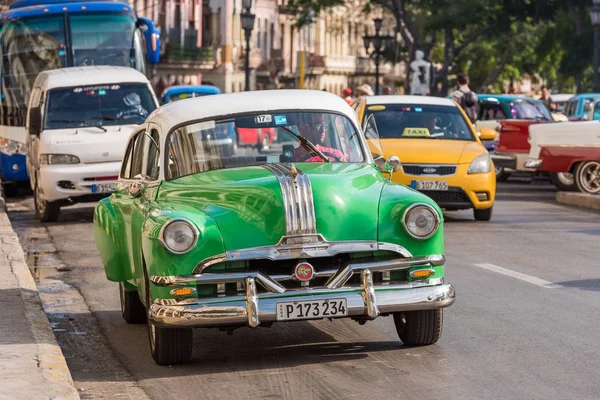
[119,282,146,324]
[34,181,60,223]
[550,172,576,191]
[394,309,443,346]
[144,269,193,365]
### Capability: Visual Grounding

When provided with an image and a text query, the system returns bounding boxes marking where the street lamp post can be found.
[591,0,600,92]
[363,17,395,95]
[241,0,256,91]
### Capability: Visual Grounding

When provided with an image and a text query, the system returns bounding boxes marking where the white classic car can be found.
[525,100,600,194]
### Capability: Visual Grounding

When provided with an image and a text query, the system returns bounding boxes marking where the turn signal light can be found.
[410,269,435,279]
[170,287,197,296]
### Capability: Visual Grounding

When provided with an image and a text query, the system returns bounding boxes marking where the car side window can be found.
[479,103,506,120]
[141,129,160,180]
[120,131,142,180]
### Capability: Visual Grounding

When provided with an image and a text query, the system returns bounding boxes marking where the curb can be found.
[556,191,600,212]
[0,195,80,400]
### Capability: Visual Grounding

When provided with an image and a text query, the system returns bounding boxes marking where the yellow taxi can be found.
[352,95,497,221]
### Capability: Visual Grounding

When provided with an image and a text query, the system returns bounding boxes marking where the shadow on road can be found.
[554,279,600,292]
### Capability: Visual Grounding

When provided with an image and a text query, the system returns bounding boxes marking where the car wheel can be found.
[495,166,511,182]
[119,282,146,324]
[474,207,493,221]
[394,309,443,346]
[34,180,60,223]
[574,161,600,194]
[550,172,576,191]
[144,268,193,365]
[1,182,19,198]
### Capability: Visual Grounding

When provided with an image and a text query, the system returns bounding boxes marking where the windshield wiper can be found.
[280,126,331,163]
[48,119,107,132]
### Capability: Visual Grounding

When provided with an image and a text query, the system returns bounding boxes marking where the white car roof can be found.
[364,95,456,106]
[35,66,151,90]
[550,94,574,102]
[148,89,360,133]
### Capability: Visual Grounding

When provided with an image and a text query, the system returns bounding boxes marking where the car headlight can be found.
[468,154,491,174]
[403,203,440,240]
[160,219,198,254]
[0,138,27,156]
[39,154,80,165]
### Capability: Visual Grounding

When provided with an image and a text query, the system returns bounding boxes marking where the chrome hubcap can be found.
[557,172,574,185]
[579,162,600,193]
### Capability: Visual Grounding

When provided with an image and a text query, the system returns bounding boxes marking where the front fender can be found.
[141,202,226,279]
[378,182,444,258]
[93,198,130,282]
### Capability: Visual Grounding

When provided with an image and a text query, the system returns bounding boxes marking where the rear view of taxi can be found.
[354,96,496,221]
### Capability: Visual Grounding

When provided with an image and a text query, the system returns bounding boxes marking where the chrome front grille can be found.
[402,164,457,176]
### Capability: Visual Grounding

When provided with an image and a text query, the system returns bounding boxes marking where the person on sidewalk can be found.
[451,73,478,123]
[342,87,354,105]
[540,85,556,112]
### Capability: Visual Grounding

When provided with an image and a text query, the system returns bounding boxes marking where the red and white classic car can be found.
[525,102,600,194]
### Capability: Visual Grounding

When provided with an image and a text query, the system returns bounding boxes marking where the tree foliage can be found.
[284,0,596,94]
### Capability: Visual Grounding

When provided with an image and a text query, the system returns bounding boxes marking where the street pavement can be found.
[4,178,600,400]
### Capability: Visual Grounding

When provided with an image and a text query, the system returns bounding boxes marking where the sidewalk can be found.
[0,194,79,400]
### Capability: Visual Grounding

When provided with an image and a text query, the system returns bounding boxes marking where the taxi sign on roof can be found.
[402,127,430,137]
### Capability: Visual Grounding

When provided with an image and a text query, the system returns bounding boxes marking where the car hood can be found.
[41,125,138,163]
[157,163,385,251]
[380,138,485,165]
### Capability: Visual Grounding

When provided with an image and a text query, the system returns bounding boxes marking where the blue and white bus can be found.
[0,0,160,195]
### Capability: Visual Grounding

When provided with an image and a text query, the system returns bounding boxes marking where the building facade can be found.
[131,0,405,96]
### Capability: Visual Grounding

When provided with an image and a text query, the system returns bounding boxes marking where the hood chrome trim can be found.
[263,163,317,235]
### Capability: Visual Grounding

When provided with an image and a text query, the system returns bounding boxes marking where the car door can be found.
[129,125,161,291]
[110,128,145,284]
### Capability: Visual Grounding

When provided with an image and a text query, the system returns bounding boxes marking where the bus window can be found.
[68,13,141,69]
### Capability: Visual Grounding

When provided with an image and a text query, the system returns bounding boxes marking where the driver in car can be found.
[117,93,148,120]
[295,113,346,162]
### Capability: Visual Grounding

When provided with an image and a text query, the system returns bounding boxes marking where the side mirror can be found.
[385,156,401,173]
[128,181,145,198]
[137,17,160,64]
[479,128,497,141]
[28,107,41,136]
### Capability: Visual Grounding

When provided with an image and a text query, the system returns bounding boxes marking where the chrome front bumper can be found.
[148,275,456,328]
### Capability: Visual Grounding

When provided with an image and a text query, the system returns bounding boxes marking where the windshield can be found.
[0,15,67,126]
[364,104,475,141]
[507,99,552,120]
[44,83,156,129]
[69,13,145,73]
[167,111,364,180]
[166,92,216,103]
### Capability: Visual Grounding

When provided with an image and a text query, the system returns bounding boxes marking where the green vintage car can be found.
[93,90,456,365]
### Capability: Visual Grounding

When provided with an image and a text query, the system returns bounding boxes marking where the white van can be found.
[25,66,159,222]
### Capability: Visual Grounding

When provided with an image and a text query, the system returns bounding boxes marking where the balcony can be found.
[164,43,214,64]
[323,55,356,74]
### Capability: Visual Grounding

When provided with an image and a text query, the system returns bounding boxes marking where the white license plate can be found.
[412,180,448,191]
[91,183,115,193]
[276,298,347,321]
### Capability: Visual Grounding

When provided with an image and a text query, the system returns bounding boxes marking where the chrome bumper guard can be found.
[148,254,455,328]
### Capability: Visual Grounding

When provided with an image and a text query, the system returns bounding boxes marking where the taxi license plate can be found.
[412,180,448,191]
[91,183,115,193]
[276,299,347,321]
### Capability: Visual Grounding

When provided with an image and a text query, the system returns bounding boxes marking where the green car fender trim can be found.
[141,203,226,279]
[377,182,444,258]
[93,197,131,282]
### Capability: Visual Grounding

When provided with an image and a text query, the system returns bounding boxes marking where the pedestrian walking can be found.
[451,73,478,123]
[342,87,354,105]
[540,85,556,112]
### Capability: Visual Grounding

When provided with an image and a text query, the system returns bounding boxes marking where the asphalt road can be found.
[6,178,600,400]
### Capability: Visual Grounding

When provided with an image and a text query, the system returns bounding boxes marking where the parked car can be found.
[160,84,221,104]
[526,100,600,194]
[25,66,159,222]
[93,90,456,365]
[475,95,557,182]
[550,93,574,114]
[352,95,497,221]
[563,93,600,121]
